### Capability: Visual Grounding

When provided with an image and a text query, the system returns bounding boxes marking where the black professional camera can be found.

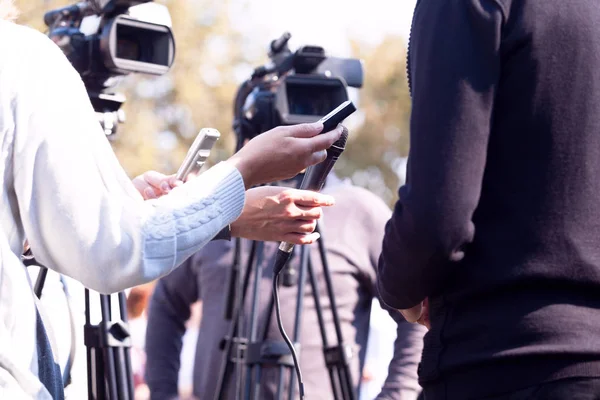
[44,0,176,136]
[233,32,364,143]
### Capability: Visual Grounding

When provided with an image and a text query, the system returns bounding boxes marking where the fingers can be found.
[144,171,180,194]
[286,122,324,138]
[417,314,431,330]
[185,172,198,182]
[169,175,184,188]
[282,232,321,245]
[417,298,431,329]
[143,187,160,200]
[294,206,323,220]
[280,189,335,207]
[309,149,328,165]
[399,303,423,323]
[285,220,317,234]
[308,125,344,153]
[142,171,169,188]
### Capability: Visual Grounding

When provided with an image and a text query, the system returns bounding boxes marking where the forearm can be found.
[11,31,245,294]
[19,159,244,294]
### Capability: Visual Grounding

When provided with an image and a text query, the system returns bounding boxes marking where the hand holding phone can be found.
[318,100,356,134]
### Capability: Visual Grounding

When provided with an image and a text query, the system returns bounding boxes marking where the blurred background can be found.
[15,0,415,206]
[16,0,417,398]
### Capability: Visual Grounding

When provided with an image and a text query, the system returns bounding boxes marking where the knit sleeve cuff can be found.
[200,161,245,227]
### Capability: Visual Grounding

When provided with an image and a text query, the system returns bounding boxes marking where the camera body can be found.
[44,0,176,136]
[235,33,364,142]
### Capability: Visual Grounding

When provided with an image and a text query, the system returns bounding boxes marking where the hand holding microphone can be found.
[273,100,356,274]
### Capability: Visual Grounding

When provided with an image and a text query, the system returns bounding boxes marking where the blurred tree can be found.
[15,0,411,206]
[114,0,264,177]
[336,36,411,207]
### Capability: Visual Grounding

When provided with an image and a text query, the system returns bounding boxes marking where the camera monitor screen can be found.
[285,79,348,117]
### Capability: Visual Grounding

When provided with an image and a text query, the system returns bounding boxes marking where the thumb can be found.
[308,149,328,166]
[286,122,324,138]
[168,174,184,188]
[143,171,169,189]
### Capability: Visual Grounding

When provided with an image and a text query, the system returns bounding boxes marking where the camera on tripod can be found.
[234,32,364,141]
[44,0,176,136]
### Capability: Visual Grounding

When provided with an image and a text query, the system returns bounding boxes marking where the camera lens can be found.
[116,38,141,61]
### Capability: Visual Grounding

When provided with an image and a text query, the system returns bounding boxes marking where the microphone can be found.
[274,125,349,277]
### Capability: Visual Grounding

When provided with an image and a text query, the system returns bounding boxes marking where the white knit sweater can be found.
[0,21,245,398]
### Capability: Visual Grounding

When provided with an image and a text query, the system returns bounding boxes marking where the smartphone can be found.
[176,128,221,181]
[319,100,357,133]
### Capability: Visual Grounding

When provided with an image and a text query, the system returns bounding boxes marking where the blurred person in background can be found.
[143,130,427,400]
[378,1,600,399]
[127,282,156,396]
[359,299,399,400]
[0,6,343,398]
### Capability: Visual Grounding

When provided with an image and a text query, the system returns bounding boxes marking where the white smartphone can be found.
[176,128,221,181]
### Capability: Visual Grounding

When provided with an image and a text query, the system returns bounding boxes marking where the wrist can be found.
[230,220,243,238]
[226,156,254,190]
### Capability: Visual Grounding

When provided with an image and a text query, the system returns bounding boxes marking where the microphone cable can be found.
[270,126,350,399]
[272,249,305,398]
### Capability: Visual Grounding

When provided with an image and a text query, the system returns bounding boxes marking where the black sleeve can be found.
[145,257,200,399]
[378,0,504,309]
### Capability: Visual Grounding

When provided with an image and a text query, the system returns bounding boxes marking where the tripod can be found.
[213,224,356,400]
[84,289,135,400]
[29,257,135,400]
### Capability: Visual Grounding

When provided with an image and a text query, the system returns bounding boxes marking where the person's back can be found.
[421,0,600,398]
[379,0,600,399]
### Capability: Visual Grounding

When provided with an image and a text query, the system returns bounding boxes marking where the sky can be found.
[230,0,417,57]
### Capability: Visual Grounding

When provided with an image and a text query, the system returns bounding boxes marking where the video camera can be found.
[233,32,364,143]
[44,0,176,136]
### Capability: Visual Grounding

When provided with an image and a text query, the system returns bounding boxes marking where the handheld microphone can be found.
[274,126,350,277]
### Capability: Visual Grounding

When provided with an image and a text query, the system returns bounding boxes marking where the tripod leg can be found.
[306,258,340,400]
[224,238,243,320]
[286,245,309,400]
[118,292,135,400]
[85,289,100,400]
[315,234,356,400]
[213,240,257,400]
[245,241,265,400]
[100,294,119,399]
[34,267,49,298]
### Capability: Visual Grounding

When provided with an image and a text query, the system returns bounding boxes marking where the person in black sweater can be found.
[377,0,600,399]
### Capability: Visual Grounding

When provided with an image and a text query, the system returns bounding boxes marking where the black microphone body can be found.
[276,127,349,278]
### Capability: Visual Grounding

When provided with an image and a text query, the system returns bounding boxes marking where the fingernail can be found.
[144,188,156,199]
[161,182,170,193]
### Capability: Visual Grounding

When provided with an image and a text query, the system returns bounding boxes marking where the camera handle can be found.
[88,91,126,138]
